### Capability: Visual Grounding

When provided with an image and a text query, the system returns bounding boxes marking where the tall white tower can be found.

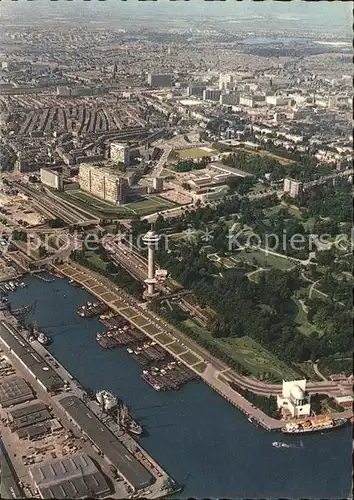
[142,230,160,296]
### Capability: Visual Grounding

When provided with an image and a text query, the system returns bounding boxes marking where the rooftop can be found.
[29,453,110,499]
[0,322,64,393]
[59,396,153,491]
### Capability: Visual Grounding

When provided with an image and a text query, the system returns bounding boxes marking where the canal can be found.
[9,275,352,499]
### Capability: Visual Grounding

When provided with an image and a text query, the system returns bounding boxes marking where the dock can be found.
[0,311,181,499]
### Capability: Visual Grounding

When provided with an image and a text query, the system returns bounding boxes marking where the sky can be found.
[0,0,352,36]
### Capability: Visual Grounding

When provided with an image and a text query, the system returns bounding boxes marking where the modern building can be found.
[110,142,130,165]
[277,379,311,418]
[187,83,206,97]
[219,73,234,91]
[147,73,172,88]
[203,89,221,102]
[79,164,129,204]
[283,178,302,197]
[40,168,64,191]
[153,177,164,192]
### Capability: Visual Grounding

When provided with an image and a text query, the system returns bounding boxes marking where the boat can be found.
[96,390,118,411]
[37,332,51,346]
[120,404,143,436]
[272,441,290,448]
[282,416,348,435]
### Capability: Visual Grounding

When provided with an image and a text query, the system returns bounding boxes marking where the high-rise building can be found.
[219,73,234,91]
[153,177,164,193]
[203,89,221,102]
[40,168,64,191]
[110,143,130,165]
[147,73,172,88]
[79,164,128,204]
[187,83,206,97]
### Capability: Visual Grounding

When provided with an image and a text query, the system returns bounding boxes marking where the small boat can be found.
[272,441,290,448]
[37,332,51,346]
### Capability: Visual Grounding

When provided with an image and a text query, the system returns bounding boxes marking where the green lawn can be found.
[85,251,107,271]
[176,148,216,159]
[168,342,187,355]
[155,332,173,344]
[182,319,301,382]
[58,190,177,219]
[286,298,317,337]
[193,361,207,374]
[179,351,201,365]
[230,249,294,271]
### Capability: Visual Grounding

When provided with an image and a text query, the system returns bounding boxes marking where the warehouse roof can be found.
[30,453,110,499]
[0,322,64,392]
[59,396,153,491]
[9,401,47,419]
[0,377,34,408]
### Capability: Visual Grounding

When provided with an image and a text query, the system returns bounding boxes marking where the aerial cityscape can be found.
[0,0,352,499]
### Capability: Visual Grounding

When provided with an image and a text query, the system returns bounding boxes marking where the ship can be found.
[282,416,348,435]
[96,390,118,411]
[120,403,143,436]
[32,320,51,346]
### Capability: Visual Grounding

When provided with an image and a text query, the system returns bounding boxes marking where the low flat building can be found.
[29,453,110,499]
[59,396,153,492]
[0,322,64,394]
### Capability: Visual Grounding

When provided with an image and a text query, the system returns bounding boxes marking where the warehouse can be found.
[59,396,153,491]
[29,453,110,499]
[0,440,24,499]
[0,377,34,408]
[0,322,64,393]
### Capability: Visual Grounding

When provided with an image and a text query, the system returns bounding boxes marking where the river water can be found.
[9,276,352,499]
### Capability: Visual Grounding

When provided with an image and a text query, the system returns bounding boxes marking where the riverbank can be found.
[7,273,353,499]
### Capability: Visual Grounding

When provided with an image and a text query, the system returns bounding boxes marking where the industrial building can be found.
[0,440,24,499]
[79,164,129,204]
[110,142,130,165]
[59,396,153,492]
[29,453,110,499]
[0,322,65,394]
[40,168,64,191]
[0,376,34,408]
[147,73,172,88]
